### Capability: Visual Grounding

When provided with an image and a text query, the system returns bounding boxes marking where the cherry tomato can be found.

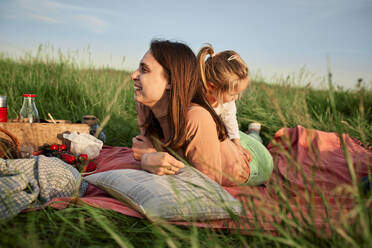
[50,144,59,151]
[59,144,67,151]
[61,153,76,164]
[84,161,97,173]
[78,154,88,161]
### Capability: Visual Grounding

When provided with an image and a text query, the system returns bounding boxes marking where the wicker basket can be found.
[0,122,90,157]
[0,127,20,159]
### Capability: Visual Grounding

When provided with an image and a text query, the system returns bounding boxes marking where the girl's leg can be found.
[239,131,273,186]
[247,131,263,143]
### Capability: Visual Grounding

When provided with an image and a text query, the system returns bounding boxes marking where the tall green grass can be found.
[238,78,372,146]
[0,52,371,247]
[1,54,138,147]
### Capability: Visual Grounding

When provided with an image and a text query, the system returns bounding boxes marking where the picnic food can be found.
[50,144,59,151]
[78,153,88,161]
[61,153,76,164]
[36,143,96,173]
[59,144,67,151]
[83,161,96,173]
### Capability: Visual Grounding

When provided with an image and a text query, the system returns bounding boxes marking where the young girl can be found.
[197,44,273,185]
[197,45,258,144]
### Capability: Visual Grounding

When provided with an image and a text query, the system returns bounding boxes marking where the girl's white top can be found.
[213,101,240,140]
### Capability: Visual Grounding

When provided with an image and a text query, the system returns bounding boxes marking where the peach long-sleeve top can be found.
[136,102,251,186]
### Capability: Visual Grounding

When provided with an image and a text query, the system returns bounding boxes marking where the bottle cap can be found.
[23,94,36,97]
[0,96,6,107]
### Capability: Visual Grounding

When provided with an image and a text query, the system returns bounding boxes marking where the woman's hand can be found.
[232,138,241,147]
[141,152,185,175]
[132,135,157,160]
[232,138,252,162]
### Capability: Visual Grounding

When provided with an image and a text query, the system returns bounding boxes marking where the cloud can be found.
[16,0,41,12]
[75,15,106,33]
[15,0,108,32]
[45,0,86,11]
[28,13,63,24]
[18,0,115,15]
[289,0,371,21]
[17,0,83,12]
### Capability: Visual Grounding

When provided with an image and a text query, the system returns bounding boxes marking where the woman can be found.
[131,40,255,186]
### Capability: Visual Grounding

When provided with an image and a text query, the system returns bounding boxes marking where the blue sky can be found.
[0,0,371,89]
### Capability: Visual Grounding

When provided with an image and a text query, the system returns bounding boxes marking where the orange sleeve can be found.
[184,106,223,184]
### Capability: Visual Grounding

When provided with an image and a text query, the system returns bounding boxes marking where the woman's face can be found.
[131,51,169,107]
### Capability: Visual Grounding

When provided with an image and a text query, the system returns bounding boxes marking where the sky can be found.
[0,0,371,89]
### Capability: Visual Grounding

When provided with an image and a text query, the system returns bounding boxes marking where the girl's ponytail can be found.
[197,44,214,93]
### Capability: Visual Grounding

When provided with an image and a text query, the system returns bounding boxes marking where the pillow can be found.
[1,155,88,221]
[84,166,242,221]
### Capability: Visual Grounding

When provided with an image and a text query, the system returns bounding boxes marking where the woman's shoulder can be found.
[186,104,215,125]
[188,104,211,117]
[185,104,217,140]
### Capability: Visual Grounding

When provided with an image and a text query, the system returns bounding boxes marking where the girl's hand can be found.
[132,135,157,160]
[141,152,185,175]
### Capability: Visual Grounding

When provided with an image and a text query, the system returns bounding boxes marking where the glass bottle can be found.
[20,94,39,123]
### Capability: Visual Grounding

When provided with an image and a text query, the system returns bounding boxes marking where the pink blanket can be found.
[47,126,372,232]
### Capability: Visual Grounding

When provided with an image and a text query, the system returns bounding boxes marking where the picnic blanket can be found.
[0,155,88,221]
[34,126,372,232]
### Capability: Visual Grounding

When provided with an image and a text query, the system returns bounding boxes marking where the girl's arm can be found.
[221,101,240,140]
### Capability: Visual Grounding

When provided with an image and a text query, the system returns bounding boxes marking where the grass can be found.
[0,51,371,247]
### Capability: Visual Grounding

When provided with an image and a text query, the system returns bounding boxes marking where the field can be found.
[0,53,371,247]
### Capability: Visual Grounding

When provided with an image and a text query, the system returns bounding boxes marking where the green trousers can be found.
[239,131,273,186]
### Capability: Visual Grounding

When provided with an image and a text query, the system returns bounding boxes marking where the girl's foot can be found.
[247,122,261,134]
[246,123,263,143]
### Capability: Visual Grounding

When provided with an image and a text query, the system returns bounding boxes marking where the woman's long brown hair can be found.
[141,40,227,149]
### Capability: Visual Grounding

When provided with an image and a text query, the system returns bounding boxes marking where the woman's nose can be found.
[131,70,139,80]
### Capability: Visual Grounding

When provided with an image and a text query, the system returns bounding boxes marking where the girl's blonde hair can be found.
[197,44,249,99]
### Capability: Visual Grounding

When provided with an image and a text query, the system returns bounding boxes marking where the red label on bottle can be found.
[0,107,7,122]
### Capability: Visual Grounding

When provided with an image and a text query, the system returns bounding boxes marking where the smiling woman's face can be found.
[131,51,169,107]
